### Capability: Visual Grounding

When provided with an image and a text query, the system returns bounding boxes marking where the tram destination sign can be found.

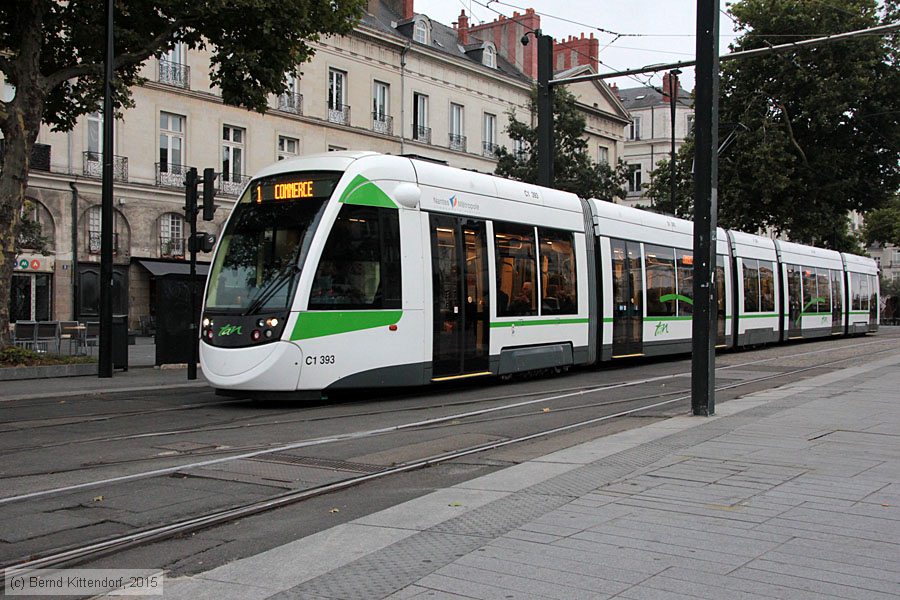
[255,172,341,203]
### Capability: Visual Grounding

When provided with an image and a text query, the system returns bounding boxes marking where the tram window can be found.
[816,269,830,313]
[869,274,878,319]
[759,261,775,312]
[538,228,577,315]
[645,245,676,317]
[742,259,760,313]
[309,205,401,310]
[830,270,843,312]
[850,273,860,310]
[859,274,869,311]
[676,249,693,315]
[495,222,537,316]
[802,267,818,313]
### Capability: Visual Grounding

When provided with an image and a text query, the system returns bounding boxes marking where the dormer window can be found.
[413,18,429,44]
[483,45,496,68]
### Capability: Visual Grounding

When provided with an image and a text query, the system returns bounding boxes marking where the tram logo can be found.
[654,322,669,336]
[218,324,243,336]
[434,193,479,213]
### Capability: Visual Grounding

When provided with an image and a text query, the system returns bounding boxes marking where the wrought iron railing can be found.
[158,59,190,89]
[449,133,467,152]
[155,162,191,188]
[413,125,431,144]
[327,103,351,126]
[278,92,303,115]
[160,236,185,258]
[218,172,251,197]
[82,151,128,182]
[88,231,119,255]
[482,141,499,157]
[372,112,393,135]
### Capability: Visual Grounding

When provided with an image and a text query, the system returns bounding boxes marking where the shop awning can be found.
[135,258,210,277]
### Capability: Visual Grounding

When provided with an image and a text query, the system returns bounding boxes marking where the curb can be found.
[0,363,98,381]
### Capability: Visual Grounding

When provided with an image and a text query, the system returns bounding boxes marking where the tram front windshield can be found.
[205,171,341,314]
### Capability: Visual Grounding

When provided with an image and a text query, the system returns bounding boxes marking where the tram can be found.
[199,151,879,394]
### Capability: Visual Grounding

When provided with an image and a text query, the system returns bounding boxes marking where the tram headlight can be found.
[266,317,279,327]
[251,329,262,342]
[257,318,266,328]
[202,318,210,328]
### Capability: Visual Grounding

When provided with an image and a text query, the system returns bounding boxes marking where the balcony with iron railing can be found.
[82,151,128,182]
[158,59,190,89]
[449,133,467,152]
[155,162,192,188]
[327,103,351,126]
[0,140,51,171]
[482,141,500,157]
[372,112,393,135]
[218,172,251,197]
[278,92,303,115]
[160,236,185,259]
[88,231,119,255]
[413,125,431,145]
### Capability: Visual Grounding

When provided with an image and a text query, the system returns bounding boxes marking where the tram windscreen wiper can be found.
[243,263,301,316]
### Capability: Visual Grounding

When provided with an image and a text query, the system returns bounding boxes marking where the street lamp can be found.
[521,29,554,188]
[668,68,682,215]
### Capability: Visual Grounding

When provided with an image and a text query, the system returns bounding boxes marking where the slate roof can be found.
[360,2,532,84]
[618,85,693,109]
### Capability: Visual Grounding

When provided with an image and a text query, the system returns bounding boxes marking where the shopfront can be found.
[11,254,54,322]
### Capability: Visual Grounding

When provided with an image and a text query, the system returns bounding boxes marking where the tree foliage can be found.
[495,86,629,201]
[716,0,899,250]
[0,0,366,344]
[864,195,900,247]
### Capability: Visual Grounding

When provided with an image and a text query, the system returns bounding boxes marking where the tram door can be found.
[430,215,490,378]
[716,256,727,345]
[611,239,643,356]
[787,264,802,338]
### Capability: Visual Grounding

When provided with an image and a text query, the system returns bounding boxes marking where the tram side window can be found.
[758,261,775,312]
[645,245,676,317]
[815,269,830,313]
[830,269,843,312]
[308,205,401,310]
[538,228,577,315]
[869,274,878,319]
[859,274,869,311]
[676,249,693,315]
[802,267,818,313]
[495,221,537,316]
[742,259,760,313]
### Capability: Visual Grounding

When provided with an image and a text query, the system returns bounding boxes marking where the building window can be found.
[277,135,299,161]
[629,116,642,140]
[87,205,118,255]
[328,68,349,125]
[328,145,346,152]
[160,213,185,258]
[483,112,497,157]
[483,45,496,68]
[598,146,609,164]
[372,80,391,135]
[159,42,189,88]
[278,75,302,114]
[686,114,695,133]
[87,112,102,157]
[413,19,429,44]
[413,92,430,143]
[221,125,245,196]
[627,164,642,193]
[158,112,185,186]
[449,103,465,151]
[892,248,900,264]
[513,138,527,159]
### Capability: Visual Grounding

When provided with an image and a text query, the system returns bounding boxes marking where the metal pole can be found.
[669,69,681,215]
[691,0,719,416]
[98,0,114,378]
[536,31,553,188]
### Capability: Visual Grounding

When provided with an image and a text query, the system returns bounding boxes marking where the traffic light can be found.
[188,232,217,253]
[184,167,199,215]
[202,167,217,221]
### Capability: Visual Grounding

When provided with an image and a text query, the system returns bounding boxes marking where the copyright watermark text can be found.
[4,569,163,596]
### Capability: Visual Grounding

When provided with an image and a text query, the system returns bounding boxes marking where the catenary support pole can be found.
[691,0,719,415]
[536,31,553,188]
[98,0,114,378]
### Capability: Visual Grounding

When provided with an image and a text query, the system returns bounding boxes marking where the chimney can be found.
[466,6,541,78]
[402,0,414,20]
[457,9,469,44]
[552,31,599,72]
[662,71,680,105]
[610,82,620,99]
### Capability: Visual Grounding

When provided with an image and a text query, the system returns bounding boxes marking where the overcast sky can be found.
[415,0,738,92]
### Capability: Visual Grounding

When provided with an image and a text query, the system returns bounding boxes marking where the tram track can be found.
[0,341,892,578]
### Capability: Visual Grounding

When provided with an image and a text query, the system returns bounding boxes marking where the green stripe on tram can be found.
[490,318,590,328]
[338,175,397,209]
[291,310,403,340]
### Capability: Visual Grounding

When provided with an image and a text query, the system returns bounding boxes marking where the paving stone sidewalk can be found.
[126,353,900,600]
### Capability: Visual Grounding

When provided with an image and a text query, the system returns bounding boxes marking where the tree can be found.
[495,86,630,201]
[643,135,695,218]
[717,0,899,251]
[0,0,366,345]
[864,196,900,247]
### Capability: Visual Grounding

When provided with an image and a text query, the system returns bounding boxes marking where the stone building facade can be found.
[5,0,629,330]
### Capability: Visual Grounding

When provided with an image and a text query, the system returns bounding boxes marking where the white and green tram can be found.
[199,152,879,395]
